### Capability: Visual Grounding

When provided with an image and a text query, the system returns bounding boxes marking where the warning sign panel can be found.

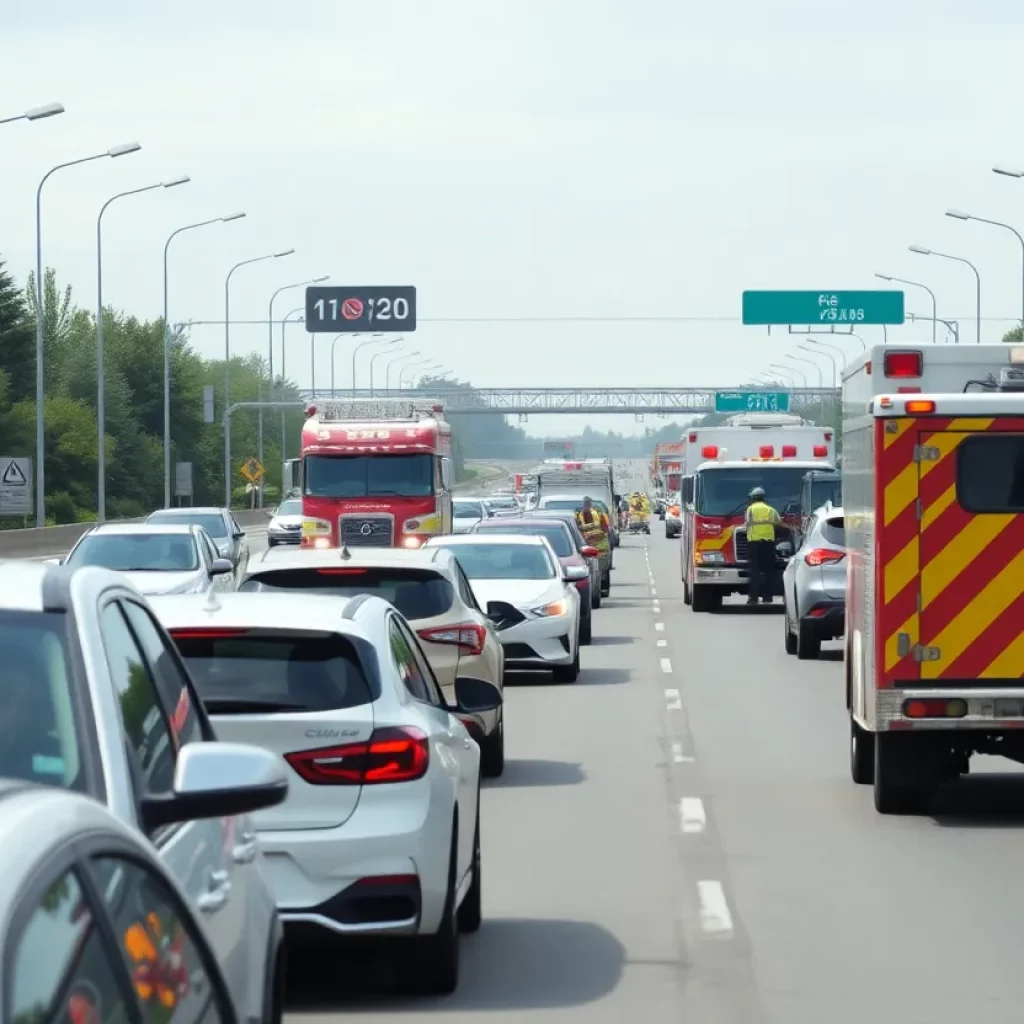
[0,457,32,516]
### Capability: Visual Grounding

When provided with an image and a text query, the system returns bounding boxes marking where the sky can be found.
[3,0,1024,438]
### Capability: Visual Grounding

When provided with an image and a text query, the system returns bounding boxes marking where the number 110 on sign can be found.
[304,285,417,333]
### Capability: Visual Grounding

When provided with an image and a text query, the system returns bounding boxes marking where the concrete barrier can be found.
[0,509,273,560]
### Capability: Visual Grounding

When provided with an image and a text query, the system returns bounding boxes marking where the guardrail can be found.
[0,509,272,560]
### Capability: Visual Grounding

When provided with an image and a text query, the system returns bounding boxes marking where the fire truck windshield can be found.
[695,466,809,517]
[305,453,434,498]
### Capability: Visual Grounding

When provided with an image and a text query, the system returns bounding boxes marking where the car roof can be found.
[0,562,147,613]
[84,522,198,536]
[250,544,454,573]
[425,533,547,546]
[148,506,227,516]
[0,561,52,611]
[701,460,827,470]
[474,517,570,531]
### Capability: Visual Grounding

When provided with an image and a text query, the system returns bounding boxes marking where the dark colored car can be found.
[518,510,604,607]
[470,516,597,644]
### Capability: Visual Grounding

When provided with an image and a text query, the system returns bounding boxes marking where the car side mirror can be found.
[139,742,288,831]
[564,565,589,582]
[264,508,276,518]
[44,557,62,566]
[453,676,503,714]
[581,546,599,558]
[776,541,794,558]
[233,530,245,539]
[210,557,234,576]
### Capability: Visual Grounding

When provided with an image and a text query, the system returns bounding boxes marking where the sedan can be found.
[146,506,249,573]
[425,533,581,682]
[469,516,594,643]
[154,590,502,995]
[782,505,846,660]
[59,523,234,595]
[453,497,488,534]
[520,509,602,607]
[266,496,304,546]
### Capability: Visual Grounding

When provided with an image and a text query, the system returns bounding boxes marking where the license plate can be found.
[994,699,1024,717]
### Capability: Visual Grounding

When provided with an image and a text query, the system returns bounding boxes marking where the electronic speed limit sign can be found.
[304,285,417,333]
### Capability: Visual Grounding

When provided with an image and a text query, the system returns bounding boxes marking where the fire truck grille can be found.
[340,515,394,547]
[734,525,793,563]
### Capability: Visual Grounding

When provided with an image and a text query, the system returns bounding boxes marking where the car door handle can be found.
[197,870,231,912]
[232,831,258,863]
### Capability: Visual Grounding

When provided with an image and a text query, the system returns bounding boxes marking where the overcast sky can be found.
[3,0,1024,437]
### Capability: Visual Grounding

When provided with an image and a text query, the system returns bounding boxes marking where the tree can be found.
[1002,324,1022,343]
[0,259,34,403]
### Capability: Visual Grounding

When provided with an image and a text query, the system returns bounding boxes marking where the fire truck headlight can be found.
[402,536,424,548]
[699,551,725,564]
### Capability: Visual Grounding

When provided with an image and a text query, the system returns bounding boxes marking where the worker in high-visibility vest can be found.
[744,486,781,605]
[575,496,609,556]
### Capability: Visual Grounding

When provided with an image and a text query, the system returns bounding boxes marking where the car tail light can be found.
[701,445,718,458]
[581,545,600,557]
[417,623,487,656]
[169,628,247,639]
[285,726,429,785]
[812,445,828,457]
[759,445,774,458]
[883,351,922,378]
[804,548,845,567]
[781,445,797,458]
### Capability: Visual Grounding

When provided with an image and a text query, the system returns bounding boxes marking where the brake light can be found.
[812,445,828,457]
[804,548,845,567]
[897,387,921,394]
[168,628,247,639]
[905,399,936,414]
[781,445,797,458]
[701,445,718,458]
[417,623,487,656]
[688,433,697,442]
[759,445,774,458]
[284,727,429,785]
[824,432,833,442]
[883,351,922,378]
[315,568,368,575]
[903,698,967,719]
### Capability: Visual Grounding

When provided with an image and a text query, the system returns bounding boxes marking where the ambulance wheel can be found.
[849,717,874,785]
[691,585,719,613]
[873,733,937,815]
[683,575,692,606]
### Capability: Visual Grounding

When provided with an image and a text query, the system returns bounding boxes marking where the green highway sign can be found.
[741,290,905,326]
[715,391,790,414]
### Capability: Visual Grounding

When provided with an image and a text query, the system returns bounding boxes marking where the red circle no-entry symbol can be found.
[341,297,363,320]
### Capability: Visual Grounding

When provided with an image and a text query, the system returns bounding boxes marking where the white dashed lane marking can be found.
[697,881,734,937]
[660,657,673,674]
[671,741,694,763]
[680,797,706,833]
[655,622,664,631]
[656,638,667,647]
[664,688,682,710]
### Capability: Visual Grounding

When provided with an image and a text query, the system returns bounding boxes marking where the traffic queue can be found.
[660,344,1024,820]
[0,404,642,1014]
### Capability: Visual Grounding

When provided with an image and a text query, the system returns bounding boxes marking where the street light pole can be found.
[34,142,141,527]
[224,250,294,507]
[908,245,980,343]
[330,333,361,393]
[371,344,411,393]
[385,351,423,390]
[279,308,304,459]
[400,360,441,389]
[0,102,64,126]
[874,273,937,344]
[806,337,848,370]
[351,336,392,393]
[788,354,824,423]
[162,212,246,508]
[770,364,802,386]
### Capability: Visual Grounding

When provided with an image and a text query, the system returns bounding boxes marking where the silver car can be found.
[266,496,304,546]
[782,504,846,660]
[453,497,488,533]
[146,506,250,574]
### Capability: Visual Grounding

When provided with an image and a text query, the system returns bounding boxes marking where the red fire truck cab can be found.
[294,399,454,549]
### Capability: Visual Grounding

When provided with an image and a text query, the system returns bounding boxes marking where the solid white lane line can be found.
[655,621,664,631]
[671,741,695,763]
[697,881,734,937]
[656,638,667,647]
[664,688,682,710]
[660,657,673,674]
[680,797,706,833]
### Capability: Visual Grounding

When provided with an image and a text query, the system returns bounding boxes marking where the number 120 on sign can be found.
[304,285,417,333]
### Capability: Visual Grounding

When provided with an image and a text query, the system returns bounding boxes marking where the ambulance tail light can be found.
[701,446,718,458]
[781,445,797,458]
[883,351,923,378]
[812,445,828,457]
[689,433,697,442]
[824,432,833,442]
[903,698,968,720]
[759,445,774,458]
[905,399,936,415]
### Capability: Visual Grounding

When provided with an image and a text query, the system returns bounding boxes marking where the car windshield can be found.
[454,500,485,519]
[239,567,454,620]
[487,497,517,509]
[147,512,228,538]
[438,542,556,580]
[476,522,573,557]
[695,467,808,517]
[169,630,376,713]
[67,533,199,571]
[275,499,303,516]
[807,476,842,511]
[304,453,434,498]
[0,611,84,791]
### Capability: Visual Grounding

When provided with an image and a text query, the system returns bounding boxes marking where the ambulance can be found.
[844,344,1024,814]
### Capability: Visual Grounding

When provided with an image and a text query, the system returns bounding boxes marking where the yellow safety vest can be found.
[746,502,778,542]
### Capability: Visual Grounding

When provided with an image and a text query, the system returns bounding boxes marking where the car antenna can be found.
[339,542,352,561]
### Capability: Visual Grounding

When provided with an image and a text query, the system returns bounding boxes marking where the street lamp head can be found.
[273,248,295,258]
[25,102,65,121]
[221,212,246,222]
[992,166,1024,179]
[945,209,970,221]
[312,275,329,283]
[108,142,141,158]
[873,272,893,281]
[162,175,190,188]
[908,245,931,256]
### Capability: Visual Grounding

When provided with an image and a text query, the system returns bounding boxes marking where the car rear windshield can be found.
[439,542,555,580]
[0,611,85,791]
[169,630,376,713]
[956,435,1024,512]
[239,567,455,620]
[454,501,485,519]
[820,515,844,546]
[67,533,199,572]
[147,512,228,538]
[476,522,573,557]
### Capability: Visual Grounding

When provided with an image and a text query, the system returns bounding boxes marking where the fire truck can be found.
[654,442,684,495]
[680,413,835,612]
[291,398,454,549]
[844,344,1024,813]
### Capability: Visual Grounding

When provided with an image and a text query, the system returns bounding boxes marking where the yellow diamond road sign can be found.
[240,457,265,483]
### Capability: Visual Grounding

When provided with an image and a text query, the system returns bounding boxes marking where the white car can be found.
[452,497,488,534]
[425,533,581,682]
[59,523,235,595]
[152,590,502,995]
[266,496,304,546]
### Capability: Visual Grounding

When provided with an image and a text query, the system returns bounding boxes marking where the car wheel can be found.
[600,571,611,597]
[796,619,821,660]
[783,603,797,655]
[407,826,459,994]
[580,610,593,645]
[457,792,482,933]
[267,539,277,548]
[480,717,505,778]
[591,584,601,610]
[553,645,580,683]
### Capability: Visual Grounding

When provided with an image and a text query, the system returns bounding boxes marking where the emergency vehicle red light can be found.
[781,445,797,458]
[701,446,718,458]
[824,432,833,442]
[759,445,774,458]
[897,387,921,394]
[905,399,936,415]
[903,698,967,719]
[688,433,697,442]
[883,351,922,378]
[812,445,828,457]
[306,404,317,417]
